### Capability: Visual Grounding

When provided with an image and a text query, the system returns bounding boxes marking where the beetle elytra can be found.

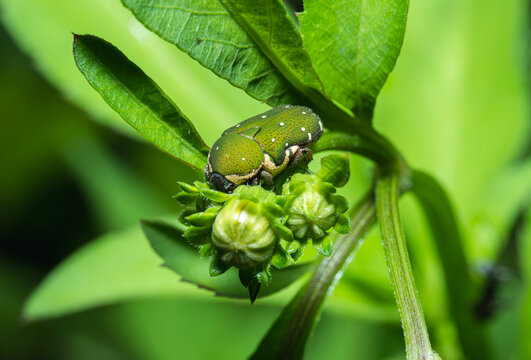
[205,105,323,193]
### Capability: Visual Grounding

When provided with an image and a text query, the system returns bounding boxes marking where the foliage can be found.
[74,34,209,169]
[1,0,528,359]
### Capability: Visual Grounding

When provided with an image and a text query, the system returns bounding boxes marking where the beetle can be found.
[205,105,323,193]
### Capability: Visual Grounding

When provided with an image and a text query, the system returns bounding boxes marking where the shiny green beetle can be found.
[205,105,323,193]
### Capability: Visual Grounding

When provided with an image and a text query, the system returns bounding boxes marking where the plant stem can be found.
[376,170,440,360]
[313,129,400,167]
[250,192,376,359]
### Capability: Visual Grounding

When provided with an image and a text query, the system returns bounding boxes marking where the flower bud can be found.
[283,174,350,240]
[212,197,277,269]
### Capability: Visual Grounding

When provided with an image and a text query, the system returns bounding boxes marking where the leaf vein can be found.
[137,4,228,16]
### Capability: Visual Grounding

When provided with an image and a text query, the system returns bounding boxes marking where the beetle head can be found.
[205,165,238,193]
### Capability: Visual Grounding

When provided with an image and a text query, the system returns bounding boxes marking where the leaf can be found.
[22,224,193,322]
[300,0,409,119]
[219,0,324,97]
[316,154,350,187]
[142,220,315,299]
[122,0,304,106]
[73,34,209,170]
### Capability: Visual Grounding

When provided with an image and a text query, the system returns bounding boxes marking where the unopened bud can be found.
[212,194,277,268]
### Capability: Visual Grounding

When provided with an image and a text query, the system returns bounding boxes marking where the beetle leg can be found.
[259,170,275,187]
[247,176,260,186]
[289,147,313,169]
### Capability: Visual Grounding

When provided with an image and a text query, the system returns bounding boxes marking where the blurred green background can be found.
[0,0,529,359]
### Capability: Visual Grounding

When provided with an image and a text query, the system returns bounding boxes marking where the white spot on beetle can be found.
[301,127,306,132]
[261,115,267,118]
[285,143,289,147]
[236,124,241,127]
[308,133,312,141]
[216,147,219,150]
[271,138,276,142]
[279,122,284,126]
[302,111,306,115]
[242,157,245,161]
[285,105,290,108]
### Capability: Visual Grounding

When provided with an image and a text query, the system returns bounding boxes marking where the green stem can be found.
[250,192,376,360]
[411,170,492,359]
[313,129,400,167]
[376,170,440,360]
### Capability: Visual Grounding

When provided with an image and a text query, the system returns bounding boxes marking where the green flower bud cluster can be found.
[281,173,350,258]
[174,154,351,299]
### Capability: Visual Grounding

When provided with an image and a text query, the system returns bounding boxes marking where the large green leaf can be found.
[122,0,359,131]
[73,34,209,170]
[22,225,196,321]
[21,219,314,322]
[142,220,315,299]
[218,0,324,99]
[122,0,304,106]
[300,0,409,119]
[20,220,392,323]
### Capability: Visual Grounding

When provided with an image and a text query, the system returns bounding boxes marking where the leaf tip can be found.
[72,33,88,46]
